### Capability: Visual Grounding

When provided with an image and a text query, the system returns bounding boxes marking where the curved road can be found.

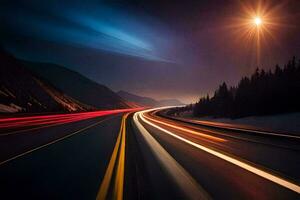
[0,108,299,199]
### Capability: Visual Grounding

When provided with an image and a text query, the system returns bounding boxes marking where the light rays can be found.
[229,1,287,66]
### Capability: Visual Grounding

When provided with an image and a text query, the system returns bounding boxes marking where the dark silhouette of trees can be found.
[193,57,300,118]
[166,104,193,116]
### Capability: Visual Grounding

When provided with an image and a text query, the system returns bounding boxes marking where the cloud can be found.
[2,2,172,62]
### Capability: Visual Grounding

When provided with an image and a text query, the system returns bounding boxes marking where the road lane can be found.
[0,115,123,199]
[1,107,299,199]
[0,115,118,163]
[134,109,300,199]
[0,117,113,166]
[156,110,300,150]
[126,113,197,199]
[148,110,300,182]
[171,116,300,139]
[133,112,210,200]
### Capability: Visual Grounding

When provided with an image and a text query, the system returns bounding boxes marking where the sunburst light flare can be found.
[228,1,286,66]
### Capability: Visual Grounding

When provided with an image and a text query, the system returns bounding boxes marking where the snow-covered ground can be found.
[0,103,23,113]
[180,111,300,135]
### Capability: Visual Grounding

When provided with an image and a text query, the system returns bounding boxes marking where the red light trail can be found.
[0,108,143,129]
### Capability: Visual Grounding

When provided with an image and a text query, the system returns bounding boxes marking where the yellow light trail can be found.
[133,112,211,200]
[113,113,127,200]
[97,113,129,200]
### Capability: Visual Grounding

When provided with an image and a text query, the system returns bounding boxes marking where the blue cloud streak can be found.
[2,3,171,62]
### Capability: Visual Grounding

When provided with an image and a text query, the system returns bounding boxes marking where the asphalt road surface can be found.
[0,108,299,199]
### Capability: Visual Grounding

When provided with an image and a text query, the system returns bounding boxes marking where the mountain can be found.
[23,61,130,109]
[157,99,184,106]
[117,90,184,107]
[117,90,157,107]
[0,49,89,113]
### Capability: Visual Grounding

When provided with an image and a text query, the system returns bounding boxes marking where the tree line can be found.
[192,57,300,118]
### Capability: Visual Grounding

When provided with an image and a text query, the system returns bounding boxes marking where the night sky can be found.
[1,0,300,103]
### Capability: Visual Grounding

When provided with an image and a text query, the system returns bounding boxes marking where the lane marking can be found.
[96,120,122,200]
[113,113,127,200]
[0,123,71,136]
[0,117,104,136]
[97,113,129,200]
[138,109,300,194]
[0,116,114,166]
[133,113,211,200]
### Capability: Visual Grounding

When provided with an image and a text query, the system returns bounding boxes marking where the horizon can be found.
[8,50,298,104]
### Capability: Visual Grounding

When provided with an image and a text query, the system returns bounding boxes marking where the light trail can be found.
[0,116,114,166]
[137,109,300,194]
[143,114,226,142]
[133,112,211,200]
[177,118,300,140]
[0,108,142,130]
[97,113,129,200]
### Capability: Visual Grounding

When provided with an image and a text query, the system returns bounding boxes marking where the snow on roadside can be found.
[0,103,23,113]
[191,113,300,135]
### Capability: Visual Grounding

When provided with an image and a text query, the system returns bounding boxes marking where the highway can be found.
[134,108,300,199]
[0,108,299,199]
